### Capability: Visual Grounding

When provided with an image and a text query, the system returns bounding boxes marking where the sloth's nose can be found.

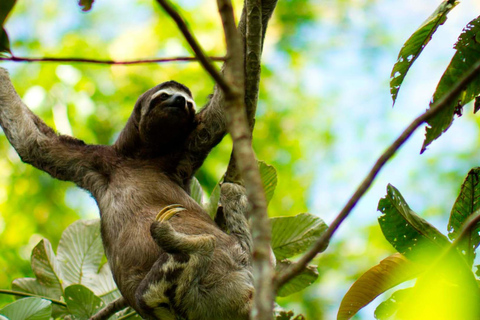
[172,95,186,108]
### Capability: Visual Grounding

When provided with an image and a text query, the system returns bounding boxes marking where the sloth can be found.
[0,68,253,320]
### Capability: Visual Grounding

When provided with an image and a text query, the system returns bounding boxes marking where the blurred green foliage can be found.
[1,0,480,319]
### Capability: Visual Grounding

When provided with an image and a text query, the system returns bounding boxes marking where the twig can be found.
[89,297,127,320]
[0,289,67,307]
[275,58,480,290]
[154,0,232,94]
[0,55,225,65]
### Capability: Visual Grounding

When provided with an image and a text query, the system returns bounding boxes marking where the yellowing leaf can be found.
[337,253,421,320]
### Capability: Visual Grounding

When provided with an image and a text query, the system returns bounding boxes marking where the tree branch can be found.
[215,0,274,319]
[275,58,480,291]
[89,297,128,320]
[0,55,224,65]
[154,0,232,94]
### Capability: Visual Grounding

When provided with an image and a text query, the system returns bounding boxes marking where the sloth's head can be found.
[115,81,197,157]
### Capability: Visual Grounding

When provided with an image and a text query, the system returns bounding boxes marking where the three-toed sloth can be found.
[0,68,253,320]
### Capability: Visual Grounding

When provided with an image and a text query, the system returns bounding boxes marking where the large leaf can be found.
[390,0,458,104]
[448,168,480,266]
[190,177,204,206]
[11,278,62,301]
[337,254,421,320]
[378,184,450,263]
[57,220,104,288]
[94,264,121,305]
[0,297,52,320]
[271,213,328,260]
[422,15,480,152]
[259,161,277,204]
[275,259,318,297]
[374,288,413,320]
[30,239,64,293]
[65,285,105,320]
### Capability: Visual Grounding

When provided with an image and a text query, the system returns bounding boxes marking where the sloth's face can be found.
[139,86,196,145]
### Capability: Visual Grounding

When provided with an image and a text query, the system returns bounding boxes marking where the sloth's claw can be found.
[156,204,186,222]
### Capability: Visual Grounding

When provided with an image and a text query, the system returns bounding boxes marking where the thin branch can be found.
[275,58,480,290]
[154,0,232,94]
[89,297,128,320]
[0,289,67,307]
[0,55,225,65]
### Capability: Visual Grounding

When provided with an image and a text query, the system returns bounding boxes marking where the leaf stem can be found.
[0,289,67,307]
[275,58,480,291]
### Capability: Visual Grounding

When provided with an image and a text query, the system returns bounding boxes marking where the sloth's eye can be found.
[160,93,170,100]
[187,102,193,109]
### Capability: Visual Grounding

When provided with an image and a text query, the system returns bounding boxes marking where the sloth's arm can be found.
[0,68,110,191]
[180,1,278,176]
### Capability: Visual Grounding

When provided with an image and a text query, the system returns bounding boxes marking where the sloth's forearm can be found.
[0,68,57,166]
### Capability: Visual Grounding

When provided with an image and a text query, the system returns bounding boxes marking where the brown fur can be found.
[0,69,253,320]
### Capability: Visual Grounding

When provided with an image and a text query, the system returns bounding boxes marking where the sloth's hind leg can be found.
[135,213,216,319]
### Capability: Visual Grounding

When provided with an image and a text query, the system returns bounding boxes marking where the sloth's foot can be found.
[155,204,186,222]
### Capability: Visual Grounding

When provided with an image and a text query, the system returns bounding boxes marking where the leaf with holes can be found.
[276,259,318,297]
[390,0,458,104]
[0,297,52,320]
[378,184,450,263]
[78,0,94,12]
[337,254,421,320]
[271,213,328,260]
[259,161,277,204]
[448,167,480,267]
[30,239,64,293]
[422,15,480,152]
[65,285,105,320]
[57,220,104,288]
[190,177,204,206]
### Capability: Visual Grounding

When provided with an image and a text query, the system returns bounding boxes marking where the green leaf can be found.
[337,253,421,320]
[271,213,328,260]
[0,297,52,320]
[448,167,480,266]
[0,27,10,55]
[378,184,450,263]
[94,264,121,305]
[374,288,413,320]
[206,181,221,218]
[78,0,95,12]
[65,285,105,320]
[11,278,62,301]
[30,239,64,293]
[275,259,318,297]
[390,0,458,104]
[57,219,104,288]
[190,177,204,206]
[259,161,277,204]
[0,0,16,24]
[422,15,480,152]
